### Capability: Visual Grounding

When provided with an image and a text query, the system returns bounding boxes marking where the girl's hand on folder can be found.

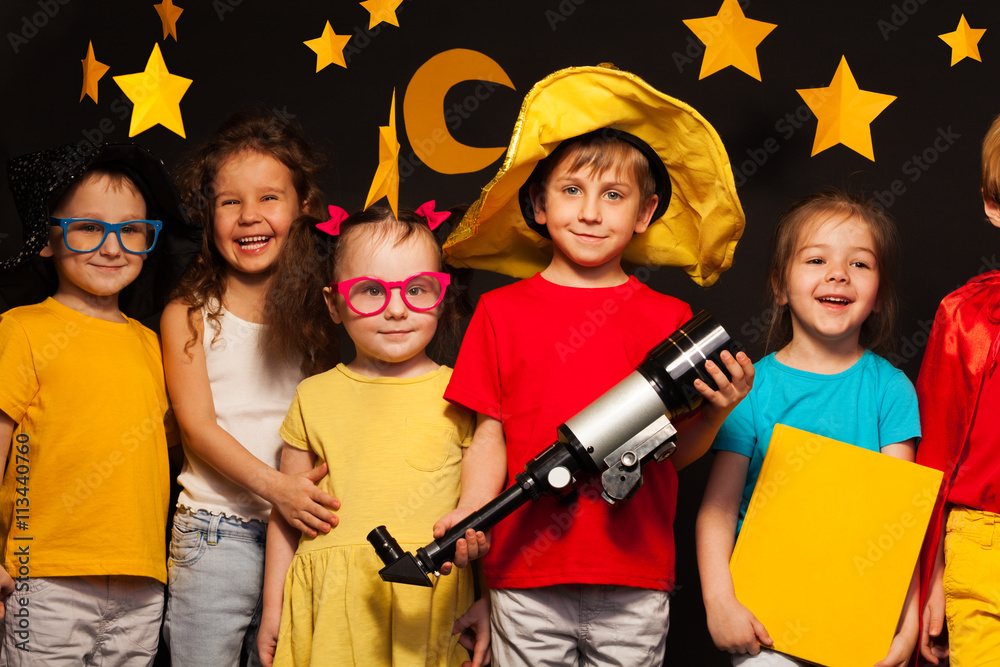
[876,568,920,667]
[706,596,773,654]
[875,630,917,667]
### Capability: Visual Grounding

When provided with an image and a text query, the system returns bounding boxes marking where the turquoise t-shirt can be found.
[713,351,921,532]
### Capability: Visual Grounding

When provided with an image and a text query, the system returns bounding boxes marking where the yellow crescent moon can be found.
[403,49,515,175]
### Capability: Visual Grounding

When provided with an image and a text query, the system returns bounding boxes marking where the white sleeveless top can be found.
[176,305,305,522]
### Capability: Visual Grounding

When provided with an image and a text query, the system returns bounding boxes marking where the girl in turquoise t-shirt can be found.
[696,190,921,667]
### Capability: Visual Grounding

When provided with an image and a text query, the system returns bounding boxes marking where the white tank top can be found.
[176,305,305,522]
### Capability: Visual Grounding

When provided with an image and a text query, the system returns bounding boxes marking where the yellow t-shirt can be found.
[0,298,173,583]
[280,363,473,548]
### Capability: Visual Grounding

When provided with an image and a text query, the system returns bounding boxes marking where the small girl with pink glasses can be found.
[258,204,490,667]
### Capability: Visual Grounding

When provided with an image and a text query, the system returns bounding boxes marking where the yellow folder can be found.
[729,424,943,667]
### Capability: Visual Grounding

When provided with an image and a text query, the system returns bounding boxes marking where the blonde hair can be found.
[982,113,1000,205]
[532,133,657,211]
[764,190,900,357]
[331,208,441,281]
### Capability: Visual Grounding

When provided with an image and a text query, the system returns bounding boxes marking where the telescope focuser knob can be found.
[547,466,573,491]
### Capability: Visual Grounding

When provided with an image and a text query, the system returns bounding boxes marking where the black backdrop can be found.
[3,1,1000,663]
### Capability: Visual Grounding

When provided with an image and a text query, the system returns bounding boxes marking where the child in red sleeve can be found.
[917,113,1000,666]
[434,64,753,665]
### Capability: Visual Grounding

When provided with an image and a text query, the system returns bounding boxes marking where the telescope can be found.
[367,310,733,587]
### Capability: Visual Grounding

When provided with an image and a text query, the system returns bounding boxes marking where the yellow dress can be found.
[275,364,475,667]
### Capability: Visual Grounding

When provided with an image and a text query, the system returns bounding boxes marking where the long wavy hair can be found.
[171,109,338,374]
[764,189,900,357]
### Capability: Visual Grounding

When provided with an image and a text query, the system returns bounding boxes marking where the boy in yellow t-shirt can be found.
[0,142,197,665]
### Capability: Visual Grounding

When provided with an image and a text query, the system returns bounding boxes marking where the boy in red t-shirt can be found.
[435,65,752,665]
[916,113,1000,666]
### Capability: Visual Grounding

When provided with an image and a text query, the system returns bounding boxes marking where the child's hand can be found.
[270,462,341,538]
[453,597,493,667]
[705,595,772,654]
[876,567,920,667]
[258,632,277,667]
[440,528,489,576]
[919,575,949,664]
[433,508,489,575]
[257,609,280,667]
[0,568,14,620]
[875,625,918,667]
[694,350,754,421]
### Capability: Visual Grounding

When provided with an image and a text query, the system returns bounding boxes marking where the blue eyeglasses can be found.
[49,217,162,254]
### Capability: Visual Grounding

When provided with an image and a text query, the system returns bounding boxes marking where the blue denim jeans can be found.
[163,509,266,667]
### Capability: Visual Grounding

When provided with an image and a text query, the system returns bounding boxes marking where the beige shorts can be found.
[489,584,669,666]
[1,574,163,666]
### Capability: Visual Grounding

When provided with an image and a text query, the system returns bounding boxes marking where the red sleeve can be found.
[444,298,503,420]
[914,298,957,652]
[913,272,1000,664]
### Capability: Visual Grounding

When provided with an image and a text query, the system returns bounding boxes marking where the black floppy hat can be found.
[2,142,201,321]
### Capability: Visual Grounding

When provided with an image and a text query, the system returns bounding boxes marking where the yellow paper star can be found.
[939,15,986,66]
[360,0,403,29]
[154,0,183,41]
[796,57,896,161]
[304,21,350,72]
[113,44,192,138]
[682,0,776,80]
[80,40,109,103]
[364,90,401,217]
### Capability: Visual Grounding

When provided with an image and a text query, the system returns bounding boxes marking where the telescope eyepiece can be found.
[368,525,406,566]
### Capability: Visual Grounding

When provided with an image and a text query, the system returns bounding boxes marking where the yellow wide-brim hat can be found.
[443,64,745,287]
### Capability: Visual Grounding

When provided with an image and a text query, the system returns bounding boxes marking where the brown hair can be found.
[982,113,1000,206]
[328,205,470,367]
[52,167,145,214]
[531,133,658,211]
[764,190,900,357]
[171,109,337,374]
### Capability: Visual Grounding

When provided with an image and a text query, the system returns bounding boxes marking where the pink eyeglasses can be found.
[329,272,451,316]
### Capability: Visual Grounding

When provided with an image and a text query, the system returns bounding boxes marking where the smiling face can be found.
[324,224,443,378]
[41,172,148,319]
[211,150,303,278]
[531,151,657,286]
[779,214,881,356]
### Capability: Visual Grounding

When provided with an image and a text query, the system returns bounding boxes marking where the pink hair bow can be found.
[315,205,350,236]
[415,200,450,230]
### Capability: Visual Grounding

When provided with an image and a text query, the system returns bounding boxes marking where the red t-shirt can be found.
[949,357,1000,511]
[445,273,692,591]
